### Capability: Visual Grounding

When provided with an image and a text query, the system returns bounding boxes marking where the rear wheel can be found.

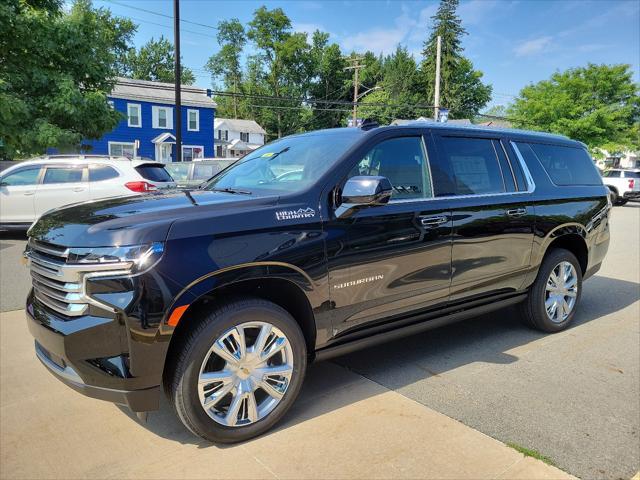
[608,188,618,205]
[168,297,307,443]
[520,248,582,332]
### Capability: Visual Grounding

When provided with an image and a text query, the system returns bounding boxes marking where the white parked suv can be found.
[601,168,640,206]
[0,155,176,230]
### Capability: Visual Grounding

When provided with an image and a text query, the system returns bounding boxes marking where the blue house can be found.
[81,77,216,162]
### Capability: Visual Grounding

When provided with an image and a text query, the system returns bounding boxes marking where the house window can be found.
[216,145,223,157]
[182,145,204,162]
[188,110,199,131]
[217,129,229,141]
[127,104,141,127]
[109,142,136,158]
[152,106,173,129]
[240,132,249,142]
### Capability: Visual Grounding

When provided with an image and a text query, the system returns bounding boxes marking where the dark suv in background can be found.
[25,122,610,443]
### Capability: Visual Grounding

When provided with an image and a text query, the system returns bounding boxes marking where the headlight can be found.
[67,242,164,273]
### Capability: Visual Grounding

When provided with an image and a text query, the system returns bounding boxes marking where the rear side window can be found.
[602,170,621,178]
[135,164,174,182]
[165,163,189,181]
[1,167,41,186]
[624,171,640,178]
[89,165,119,182]
[43,167,84,184]
[193,164,218,180]
[520,143,601,186]
[436,137,505,195]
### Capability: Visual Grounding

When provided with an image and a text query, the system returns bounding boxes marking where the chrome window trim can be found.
[386,139,536,205]
[509,141,537,194]
[497,140,518,191]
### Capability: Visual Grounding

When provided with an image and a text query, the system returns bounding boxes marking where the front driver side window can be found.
[349,136,432,200]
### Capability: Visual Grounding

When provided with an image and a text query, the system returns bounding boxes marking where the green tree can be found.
[359,46,424,124]
[122,36,195,85]
[307,31,349,130]
[206,19,246,118]
[0,0,136,157]
[508,64,640,150]
[420,0,491,119]
[246,6,313,138]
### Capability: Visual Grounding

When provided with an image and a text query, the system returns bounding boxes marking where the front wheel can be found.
[168,298,307,443]
[520,248,582,332]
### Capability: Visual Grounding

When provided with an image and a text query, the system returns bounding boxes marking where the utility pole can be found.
[344,56,364,126]
[434,35,442,121]
[173,0,182,162]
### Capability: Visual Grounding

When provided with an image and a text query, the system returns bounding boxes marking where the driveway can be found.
[1,205,638,479]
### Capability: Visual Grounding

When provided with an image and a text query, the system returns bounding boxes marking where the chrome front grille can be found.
[27,240,88,317]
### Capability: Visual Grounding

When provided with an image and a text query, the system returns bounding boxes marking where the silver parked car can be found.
[164,158,238,188]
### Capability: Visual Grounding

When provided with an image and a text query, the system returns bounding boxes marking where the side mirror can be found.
[336,176,393,218]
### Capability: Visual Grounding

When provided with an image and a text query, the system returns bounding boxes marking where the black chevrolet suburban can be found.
[25,123,610,443]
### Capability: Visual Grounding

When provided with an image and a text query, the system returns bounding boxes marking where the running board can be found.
[314,294,527,362]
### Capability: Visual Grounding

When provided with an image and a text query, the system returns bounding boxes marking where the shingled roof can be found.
[111,77,216,109]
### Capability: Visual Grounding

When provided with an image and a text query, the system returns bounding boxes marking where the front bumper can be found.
[26,292,164,412]
[34,340,159,411]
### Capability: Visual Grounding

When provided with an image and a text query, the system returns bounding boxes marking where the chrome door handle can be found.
[72,187,85,192]
[506,208,527,217]
[419,215,448,227]
[23,191,35,196]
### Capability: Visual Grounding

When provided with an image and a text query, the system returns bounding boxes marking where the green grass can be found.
[506,442,555,466]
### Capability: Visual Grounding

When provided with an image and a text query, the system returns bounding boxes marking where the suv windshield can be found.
[204,130,362,194]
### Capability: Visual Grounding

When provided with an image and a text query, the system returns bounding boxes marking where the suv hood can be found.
[28,190,279,247]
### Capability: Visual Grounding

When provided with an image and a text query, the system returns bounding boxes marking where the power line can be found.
[105,0,217,31]
[212,90,439,110]
[118,14,212,39]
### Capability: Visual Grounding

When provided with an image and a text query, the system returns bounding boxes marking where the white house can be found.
[594,149,640,170]
[214,118,266,158]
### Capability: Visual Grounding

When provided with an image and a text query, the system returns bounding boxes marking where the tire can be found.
[617,198,628,206]
[168,297,307,443]
[608,188,619,205]
[519,248,582,333]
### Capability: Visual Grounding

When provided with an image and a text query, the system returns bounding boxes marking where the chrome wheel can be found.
[545,261,578,323]
[198,321,294,427]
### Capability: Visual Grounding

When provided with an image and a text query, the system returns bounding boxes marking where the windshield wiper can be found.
[211,187,252,195]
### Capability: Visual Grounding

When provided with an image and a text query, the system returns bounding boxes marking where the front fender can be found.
[163,262,320,326]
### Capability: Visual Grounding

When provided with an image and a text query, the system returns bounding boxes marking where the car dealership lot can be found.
[1,204,638,479]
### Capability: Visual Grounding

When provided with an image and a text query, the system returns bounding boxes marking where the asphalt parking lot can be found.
[1,204,638,479]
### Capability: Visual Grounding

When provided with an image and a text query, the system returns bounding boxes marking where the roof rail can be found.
[359,119,379,131]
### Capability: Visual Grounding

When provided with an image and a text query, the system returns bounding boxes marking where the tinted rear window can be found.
[519,143,601,186]
[624,171,640,178]
[89,165,119,181]
[135,164,174,182]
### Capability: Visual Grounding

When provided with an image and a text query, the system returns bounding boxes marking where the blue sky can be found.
[95,0,640,109]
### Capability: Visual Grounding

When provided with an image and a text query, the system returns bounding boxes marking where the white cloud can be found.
[513,36,553,57]
[341,3,436,56]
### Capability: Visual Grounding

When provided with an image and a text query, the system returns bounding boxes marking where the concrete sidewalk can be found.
[1,309,573,479]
